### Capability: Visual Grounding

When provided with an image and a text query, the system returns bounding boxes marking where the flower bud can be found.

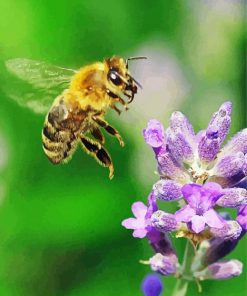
[169,111,195,137]
[203,237,241,265]
[198,102,232,163]
[153,180,182,201]
[157,152,190,183]
[151,210,178,232]
[214,152,245,178]
[149,253,177,276]
[217,188,247,208]
[222,128,247,155]
[143,120,166,149]
[166,128,194,164]
[141,274,163,296]
[211,220,242,241]
[208,101,232,144]
[198,130,220,163]
[194,260,243,280]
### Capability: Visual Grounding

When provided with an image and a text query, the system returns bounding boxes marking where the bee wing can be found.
[4,58,77,114]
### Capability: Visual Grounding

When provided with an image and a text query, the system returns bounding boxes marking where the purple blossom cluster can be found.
[122,102,247,295]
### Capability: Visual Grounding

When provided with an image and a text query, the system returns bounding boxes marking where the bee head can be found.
[105,56,146,104]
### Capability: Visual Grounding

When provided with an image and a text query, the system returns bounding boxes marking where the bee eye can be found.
[108,71,122,86]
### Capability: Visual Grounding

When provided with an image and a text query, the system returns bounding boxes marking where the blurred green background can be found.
[0,0,246,295]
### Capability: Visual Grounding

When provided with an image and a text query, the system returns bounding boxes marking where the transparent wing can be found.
[4,58,77,114]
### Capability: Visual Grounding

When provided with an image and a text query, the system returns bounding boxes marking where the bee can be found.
[5,56,146,179]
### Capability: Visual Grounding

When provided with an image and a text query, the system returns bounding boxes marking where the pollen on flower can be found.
[176,228,213,246]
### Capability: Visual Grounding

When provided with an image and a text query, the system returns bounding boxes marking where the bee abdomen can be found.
[42,120,77,164]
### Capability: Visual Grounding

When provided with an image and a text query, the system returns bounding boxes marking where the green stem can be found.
[182,240,195,277]
[171,240,195,296]
[171,279,188,296]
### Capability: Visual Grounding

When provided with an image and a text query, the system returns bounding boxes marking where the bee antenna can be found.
[128,74,143,89]
[126,56,147,69]
[127,56,147,61]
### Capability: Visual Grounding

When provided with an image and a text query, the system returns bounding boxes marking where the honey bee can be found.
[5,56,146,179]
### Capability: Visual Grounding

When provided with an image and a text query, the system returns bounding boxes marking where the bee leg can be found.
[107,90,129,111]
[111,105,122,115]
[92,116,125,147]
[114,97,129,111]
[91,127,105,144]
[80,135,114,179]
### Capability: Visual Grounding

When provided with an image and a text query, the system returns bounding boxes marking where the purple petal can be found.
[214,152,245,178]
[153,179,182,201]
[217,188,247,208]
[132,202,147,218]
[181,183,202,208]
[175,205,196,222]
[143,120,166,148]
[203,209,225,228]
[146,192,158,219]
[182,183,223,213]
[190,215,206,233]
[203,182,223,192]
[122,217,140,230]
[203,182,223,207]
[133,228,148,238]
[141,274,163,296]
[237,205,247,231]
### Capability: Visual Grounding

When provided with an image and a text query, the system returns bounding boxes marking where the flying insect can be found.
[5,56,146,178]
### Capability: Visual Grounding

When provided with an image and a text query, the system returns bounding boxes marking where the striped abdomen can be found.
[42,99,79,164]
[42,120,77,164]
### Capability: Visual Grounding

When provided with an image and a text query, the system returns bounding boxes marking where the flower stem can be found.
[171,279,188,296]
[182,239,195,276]
[171,240,195,296]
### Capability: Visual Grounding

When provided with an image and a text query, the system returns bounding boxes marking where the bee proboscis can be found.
[5,56,146,178]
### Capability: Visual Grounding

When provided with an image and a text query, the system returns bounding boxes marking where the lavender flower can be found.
[175,183,225,233]
[141,274,163,296]
[122,193,159,239]
[122,201,148,238]
[122,102,246,294]
[144,102,247,191]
